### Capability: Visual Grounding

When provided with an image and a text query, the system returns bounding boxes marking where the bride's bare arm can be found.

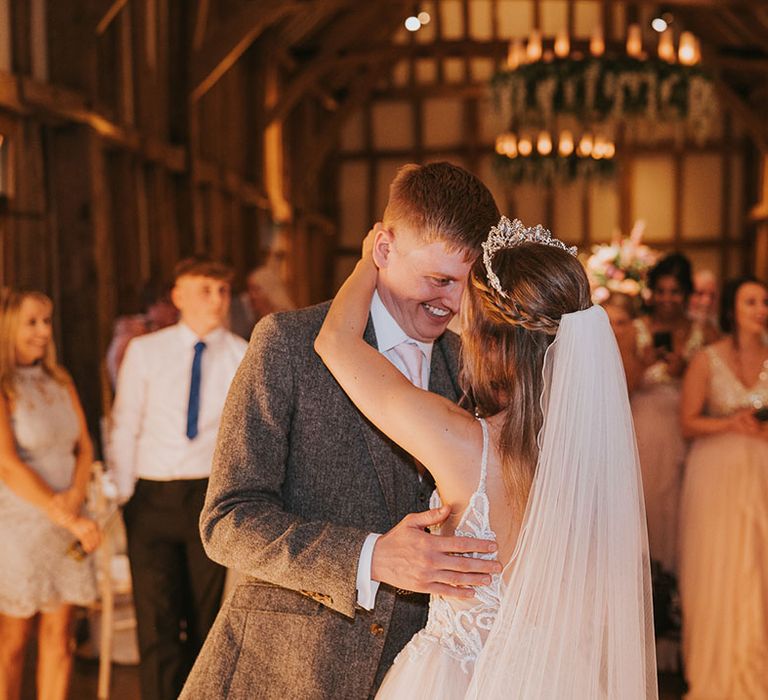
[315,233,476,489]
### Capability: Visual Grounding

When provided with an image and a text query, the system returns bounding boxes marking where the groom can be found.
[181,162,501,699]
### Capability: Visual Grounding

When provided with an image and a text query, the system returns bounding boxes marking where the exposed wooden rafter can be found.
[264,1,410,127]
[190,0,302,102]
[713,78,768,151]
[305,61,399,177]
[95,0,128,35]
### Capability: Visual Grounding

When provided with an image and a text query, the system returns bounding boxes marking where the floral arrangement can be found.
[585,220,660,303]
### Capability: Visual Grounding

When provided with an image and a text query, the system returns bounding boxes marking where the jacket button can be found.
[370,623,384,636]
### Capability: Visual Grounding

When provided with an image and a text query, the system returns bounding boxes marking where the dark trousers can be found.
[123,478,225,700]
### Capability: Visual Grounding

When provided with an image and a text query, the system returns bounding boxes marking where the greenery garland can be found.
[492,56,718,183]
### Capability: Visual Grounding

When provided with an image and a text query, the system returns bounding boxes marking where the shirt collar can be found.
[176,322,227,347]
[370,290,434,365]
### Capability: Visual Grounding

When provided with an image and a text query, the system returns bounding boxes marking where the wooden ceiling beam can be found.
[264,2,408,127]
[717,56,768,74]
[278,0,360,48]
[714,78,768,150]
[95,0,128,35]
[190,0,303,103]
[192,0,210,50]
[305,61,398,177]
[715,7,768,48]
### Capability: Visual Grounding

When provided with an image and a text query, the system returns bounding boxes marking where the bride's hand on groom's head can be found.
[370,505,501,600]
[362,225,380,263]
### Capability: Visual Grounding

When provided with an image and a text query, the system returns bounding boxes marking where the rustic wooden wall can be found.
[0,0,273,443]
[0,0,765,445]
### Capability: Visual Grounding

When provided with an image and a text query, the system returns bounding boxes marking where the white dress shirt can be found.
[356,290,435,610]
[110,322,247,502]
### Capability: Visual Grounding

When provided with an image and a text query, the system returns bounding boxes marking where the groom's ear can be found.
[372,226,394,269]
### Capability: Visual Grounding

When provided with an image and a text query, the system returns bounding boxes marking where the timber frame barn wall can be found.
[0,0,766,442]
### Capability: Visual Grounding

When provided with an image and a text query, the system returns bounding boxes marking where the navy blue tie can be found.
[186,341,206,440]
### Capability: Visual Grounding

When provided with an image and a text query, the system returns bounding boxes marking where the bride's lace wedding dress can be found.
[378,306,657,699]
[376,418,501,699]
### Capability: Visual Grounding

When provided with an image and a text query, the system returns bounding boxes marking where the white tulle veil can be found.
[466,304,658,699]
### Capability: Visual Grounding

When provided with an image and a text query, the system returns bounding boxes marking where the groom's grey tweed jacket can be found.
[180,301,462,700]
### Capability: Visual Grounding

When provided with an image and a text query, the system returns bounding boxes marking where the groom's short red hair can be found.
[382,162,499,258]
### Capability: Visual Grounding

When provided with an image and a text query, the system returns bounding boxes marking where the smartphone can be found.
[652,331,673,353]
[754,406,768,423]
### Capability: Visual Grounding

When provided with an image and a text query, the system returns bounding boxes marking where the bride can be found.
[315,217,657,699]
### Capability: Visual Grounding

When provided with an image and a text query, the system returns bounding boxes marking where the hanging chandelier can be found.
[492,24,718,184]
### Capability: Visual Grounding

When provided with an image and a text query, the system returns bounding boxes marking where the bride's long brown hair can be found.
[460,242,591,514]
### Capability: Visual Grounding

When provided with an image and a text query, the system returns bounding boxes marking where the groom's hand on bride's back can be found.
[371,505,501,599]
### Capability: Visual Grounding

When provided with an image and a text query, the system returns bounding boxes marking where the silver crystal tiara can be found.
[481,216,578,297]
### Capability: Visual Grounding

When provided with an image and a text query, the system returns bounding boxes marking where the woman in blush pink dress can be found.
[679,276,768,699]
[632,254,718,578]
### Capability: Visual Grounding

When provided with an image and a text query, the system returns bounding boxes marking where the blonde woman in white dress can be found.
[679,276,768,699]
[316,218,657,699]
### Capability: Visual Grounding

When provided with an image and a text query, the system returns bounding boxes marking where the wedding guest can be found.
[631,253,718,574]
[688,269,719,330]
[229,234,295,340]
[105,278,178,388]
[110,257,247,700]
[630,253,717,670]
[600,292,643,392]
[679,275,768,699]
[0,290,100,700]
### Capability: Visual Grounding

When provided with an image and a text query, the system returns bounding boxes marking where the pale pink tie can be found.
[393,340,425,389]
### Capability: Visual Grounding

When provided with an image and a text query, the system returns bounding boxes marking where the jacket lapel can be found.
[352,317,400,525]
[429,332,462,403]
[352,322,463,527]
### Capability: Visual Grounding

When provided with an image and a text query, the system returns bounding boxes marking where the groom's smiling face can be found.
[373,225,474,343]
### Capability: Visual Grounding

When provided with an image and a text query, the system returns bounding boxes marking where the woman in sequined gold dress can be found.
[0,291,100,700]
[678,276,768,699]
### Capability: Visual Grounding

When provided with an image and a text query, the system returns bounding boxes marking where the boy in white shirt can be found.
[110,257,247,700]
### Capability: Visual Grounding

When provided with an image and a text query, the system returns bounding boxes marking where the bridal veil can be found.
[466,304,658,699]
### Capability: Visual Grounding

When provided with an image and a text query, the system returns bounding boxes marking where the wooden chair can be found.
[87,460,137,700]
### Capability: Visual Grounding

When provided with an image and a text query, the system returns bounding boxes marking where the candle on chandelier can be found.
[657,30,675,62]
[678,31,698,65]
[518,136,533,157]
[495,133,518,158]
[558,130,575,157]
[590,25,605,57]
[537,131,553,156]
[507,39,524,69]
[526,29,543,62]
[554,30,570,58]
[626,24,642,58]
[592,135,608,160]
[577,133,594,157]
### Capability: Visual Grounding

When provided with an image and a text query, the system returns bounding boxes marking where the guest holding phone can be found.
[630,253,718,669]
[678,276,768,699]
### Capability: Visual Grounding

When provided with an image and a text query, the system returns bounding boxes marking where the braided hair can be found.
[460,242,591,514]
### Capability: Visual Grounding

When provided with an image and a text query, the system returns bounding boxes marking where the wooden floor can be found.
[20,660,686,699]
